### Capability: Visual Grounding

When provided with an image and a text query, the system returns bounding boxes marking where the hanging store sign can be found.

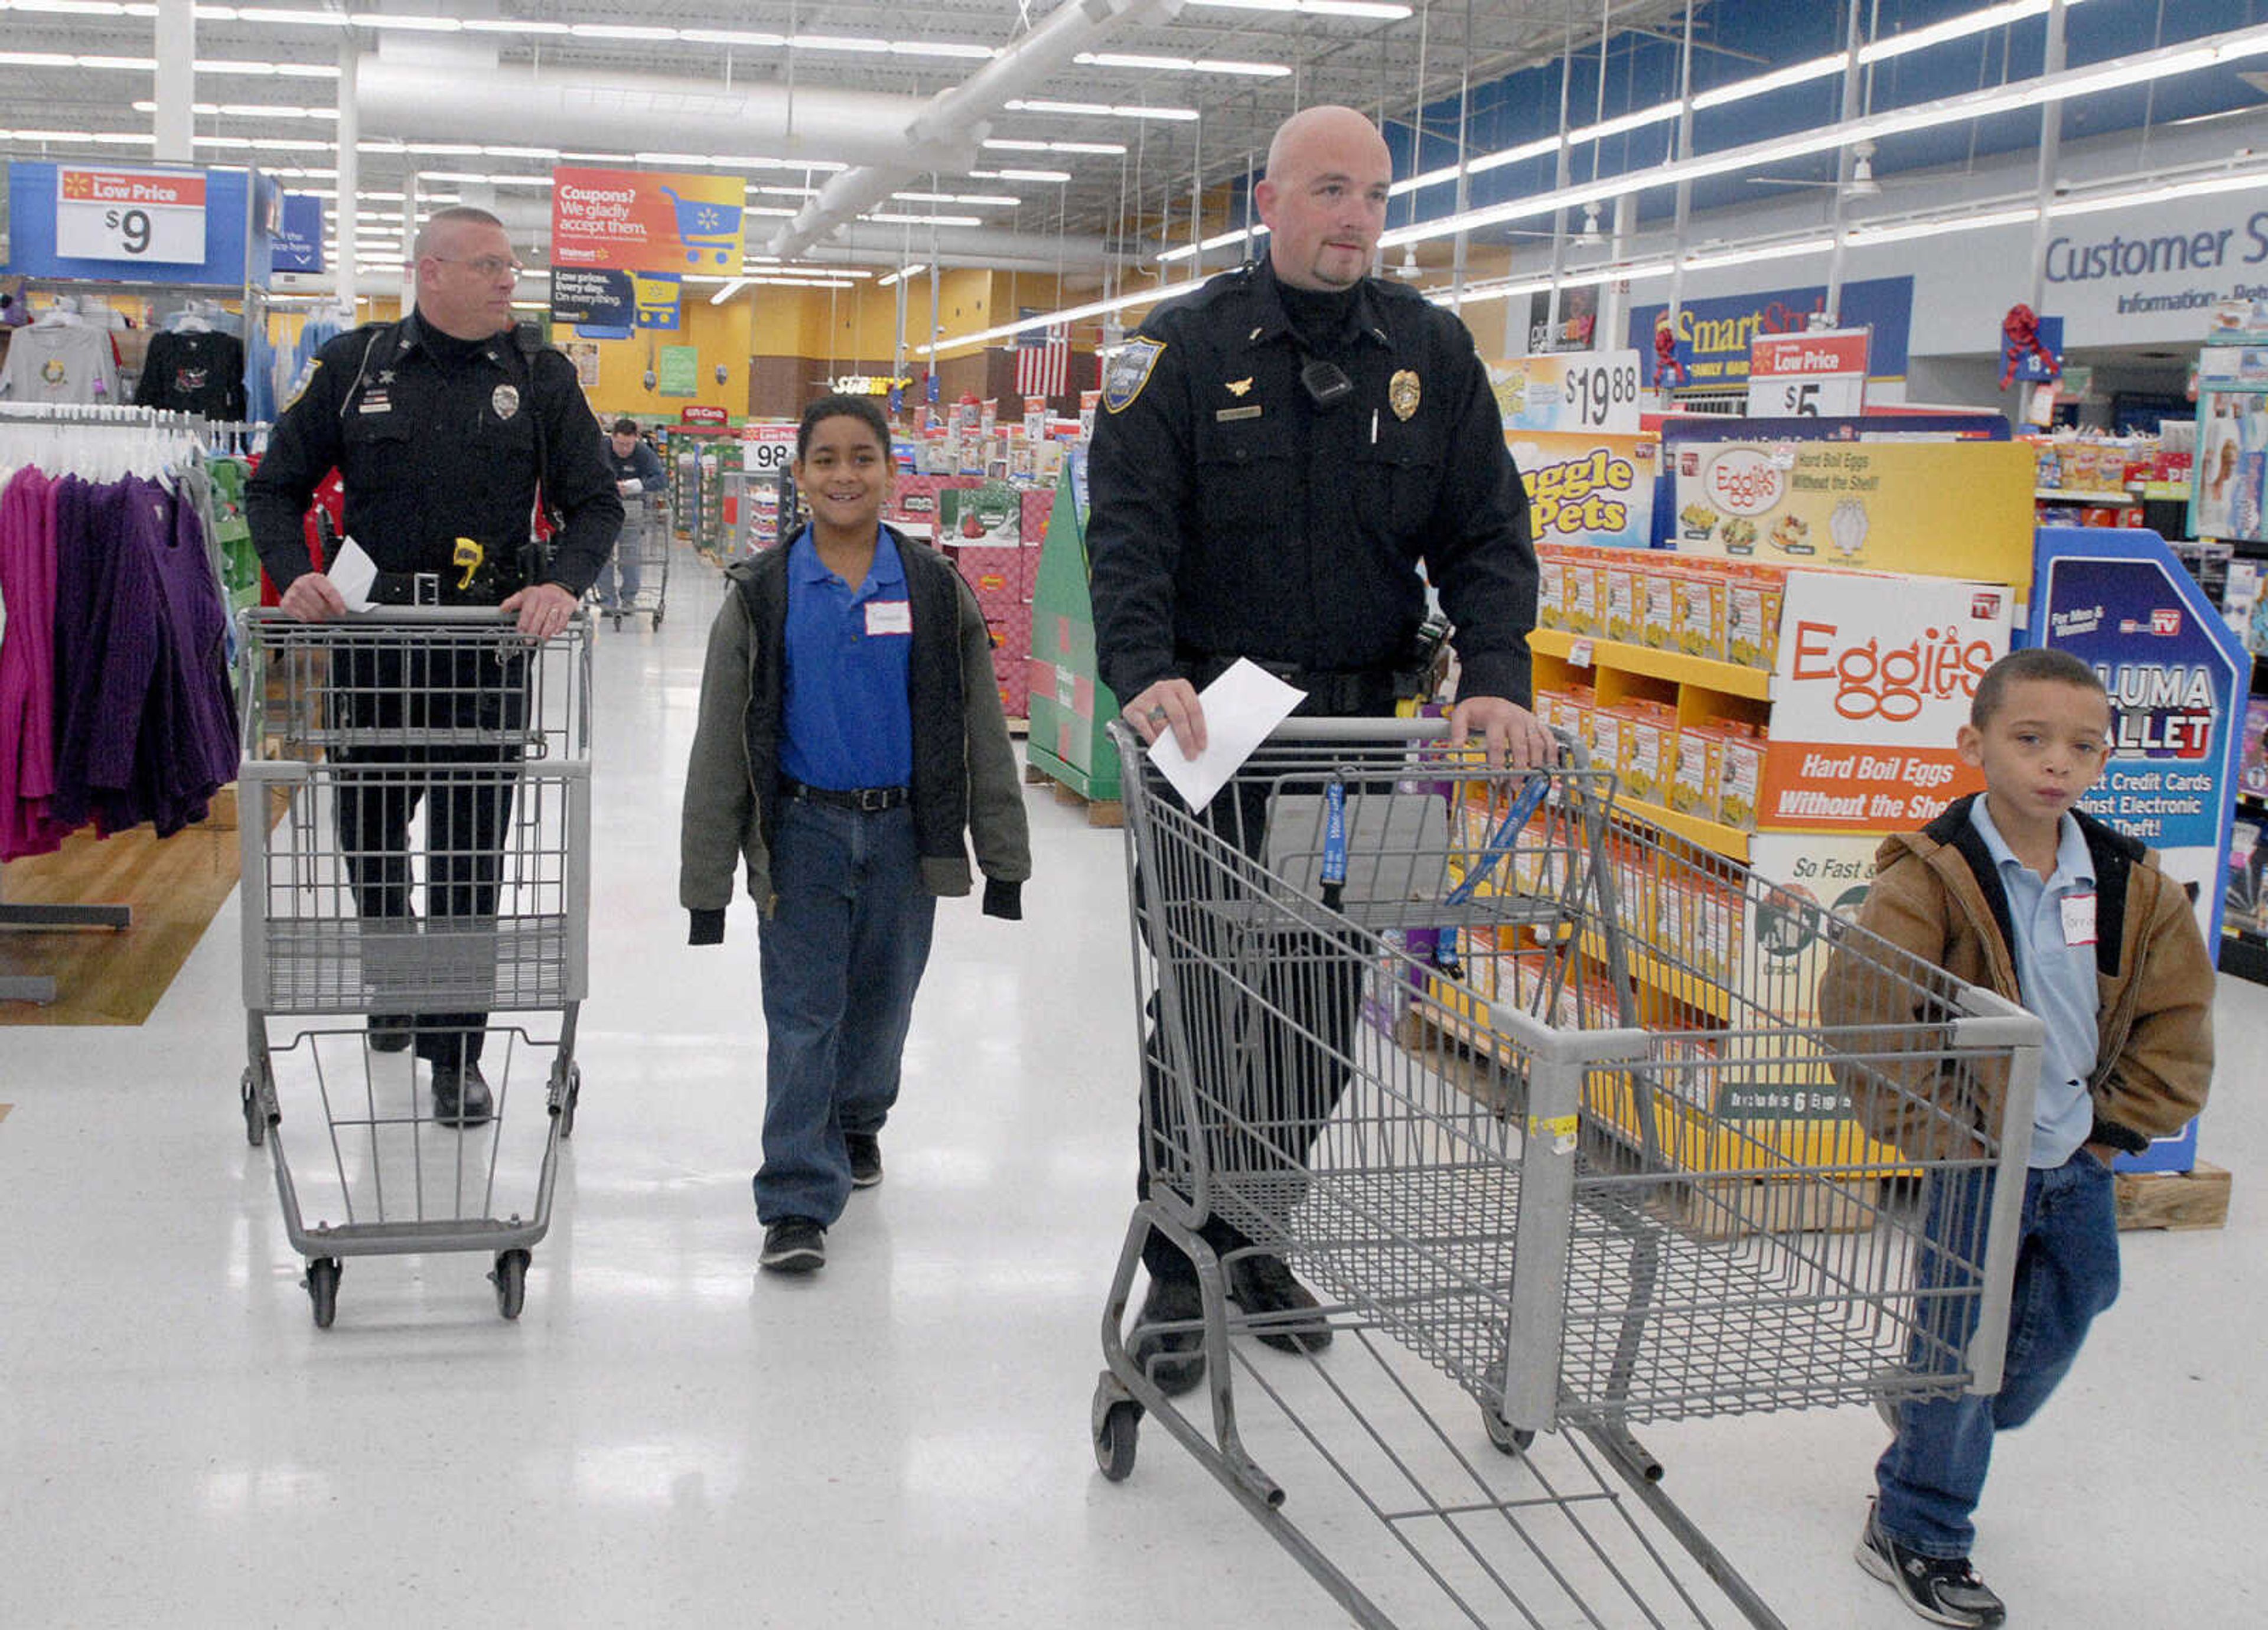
[272,193,324,274]
[1745,329,1870,419]
[657,344,699,397]
[550,167,745,275]
[631,272,682,331]
[54,165,207,264]
[549,266,634,328]
[1630,275,1912,389]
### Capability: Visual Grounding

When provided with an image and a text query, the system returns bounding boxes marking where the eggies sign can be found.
[1508,430,1657,550]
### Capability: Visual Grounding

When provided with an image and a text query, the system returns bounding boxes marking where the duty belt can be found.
[1184,653,1402,715]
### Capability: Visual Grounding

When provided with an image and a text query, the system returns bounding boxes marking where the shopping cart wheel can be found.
[1094,1398,1142,1481]
[240,1068,265,1148]
[1482,1408,1534,1456]
[491,1248,530,1319]
[650,605,664,630]
[304,1258,341,1329]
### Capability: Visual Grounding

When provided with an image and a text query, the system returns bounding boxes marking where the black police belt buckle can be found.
[412,571,440,607]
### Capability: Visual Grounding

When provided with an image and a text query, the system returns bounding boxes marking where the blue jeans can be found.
[752,799,936,1228]
[596,511,646,608]
[1876,1150,2122,1557]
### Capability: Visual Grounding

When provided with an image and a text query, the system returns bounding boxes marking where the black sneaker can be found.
[1857,1502,2007,1627]
[1227,1253,1333,1354]
[430,1062,493,1129]
[760,1218,826,1274]
[1128,1274,1207,1397]
[368,1013,414,1054]
[846,1133,883,1189]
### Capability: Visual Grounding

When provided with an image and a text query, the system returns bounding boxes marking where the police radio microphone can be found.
[1301,358,1354,410]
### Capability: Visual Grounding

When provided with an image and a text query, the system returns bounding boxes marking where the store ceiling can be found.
[0,0,1699,269]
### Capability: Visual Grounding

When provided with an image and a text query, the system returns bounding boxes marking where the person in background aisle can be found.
[246,205,623,1130]
[1086,103,1548,1398]
[597,416,666,616]
[680,393,1030,1276]
[1817,647,2214,1629]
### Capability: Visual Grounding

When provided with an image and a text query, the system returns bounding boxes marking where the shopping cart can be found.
[234,608,592,1328]
[1091,718,2042,1628]
[657,186,744,266]
[601,496,671,630]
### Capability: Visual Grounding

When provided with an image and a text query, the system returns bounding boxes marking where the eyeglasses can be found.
[436,255,526,279]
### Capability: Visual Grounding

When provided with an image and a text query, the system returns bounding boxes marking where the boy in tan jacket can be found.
[1817,647,2214,1628]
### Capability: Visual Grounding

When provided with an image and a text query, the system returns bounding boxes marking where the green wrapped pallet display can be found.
[1024,452,1122,810]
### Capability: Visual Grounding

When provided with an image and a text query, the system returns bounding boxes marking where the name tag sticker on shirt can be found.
[864,600,913,637]
[2062,892,2097,947]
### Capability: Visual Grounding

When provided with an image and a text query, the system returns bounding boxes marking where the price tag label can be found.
[55,167,207,265]
[1552,352,1643,433]
[1568,639,1594,669]
[740,425,798,474]
[1745,329,1870,420]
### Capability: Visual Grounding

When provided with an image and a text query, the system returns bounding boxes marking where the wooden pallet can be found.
[1047,778,1123,827]
[2114,1162,2230,1232]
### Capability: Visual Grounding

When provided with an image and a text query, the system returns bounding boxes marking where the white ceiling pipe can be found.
[768,0,1186,258]
[355,55,963,172]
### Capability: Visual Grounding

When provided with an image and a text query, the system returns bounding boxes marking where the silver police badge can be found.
[1102,338,1165,415]
[492,383,521,420]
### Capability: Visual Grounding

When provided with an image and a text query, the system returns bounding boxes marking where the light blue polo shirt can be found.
[778,526,914,791]
[1970,798,2100,1168]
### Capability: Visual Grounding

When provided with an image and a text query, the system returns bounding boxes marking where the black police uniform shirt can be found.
[245,309,623,604]
[1085,255,1537,709]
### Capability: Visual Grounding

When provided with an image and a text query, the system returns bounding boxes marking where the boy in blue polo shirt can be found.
[680,395,1031,1275]
[1819,646,2214,1626]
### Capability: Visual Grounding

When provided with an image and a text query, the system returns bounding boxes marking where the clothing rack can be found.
[0,403,258,1002]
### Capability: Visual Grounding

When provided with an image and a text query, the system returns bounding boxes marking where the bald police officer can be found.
[249,206,622,1128]
[1089,106,1544,1396]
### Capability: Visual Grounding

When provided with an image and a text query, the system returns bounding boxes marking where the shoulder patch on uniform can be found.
[284,357,320,410]
[1103,338,1166,415]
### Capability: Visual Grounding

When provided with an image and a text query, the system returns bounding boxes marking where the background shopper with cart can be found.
[1819,647,2215,1628]
[247,205,623,1127]
[1086,104,1548,1394]
[598,416,667,622]
[679,394,1029,1276]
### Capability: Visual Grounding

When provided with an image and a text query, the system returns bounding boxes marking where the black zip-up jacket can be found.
[246,311,623,601]
[679,529,1031,940]
[1086,257,1537,708]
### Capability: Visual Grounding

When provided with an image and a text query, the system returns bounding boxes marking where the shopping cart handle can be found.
[240,605,578,628]
[1250,717,1585,764]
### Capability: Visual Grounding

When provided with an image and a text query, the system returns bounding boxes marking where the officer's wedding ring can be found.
[1145,704,1170,723]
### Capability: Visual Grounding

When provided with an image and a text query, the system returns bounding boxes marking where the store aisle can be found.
[3,546,2263,1628]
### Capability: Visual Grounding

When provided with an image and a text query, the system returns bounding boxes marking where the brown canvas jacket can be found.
[1816,792,2214,1160]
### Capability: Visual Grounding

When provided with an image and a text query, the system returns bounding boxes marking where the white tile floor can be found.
[4,549,2263,1628]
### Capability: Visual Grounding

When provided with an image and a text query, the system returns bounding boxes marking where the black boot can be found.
[1227,1253,1332,1353]
[431,1061,493,1129]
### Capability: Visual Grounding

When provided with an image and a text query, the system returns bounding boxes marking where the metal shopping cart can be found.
[234,608,592,1328]
[601,495,671,630]
[1091,718,2043,1628]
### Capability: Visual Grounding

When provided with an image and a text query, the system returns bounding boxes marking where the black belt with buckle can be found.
[782,779,910,813]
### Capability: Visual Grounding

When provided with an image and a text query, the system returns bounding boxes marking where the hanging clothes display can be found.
[135,328,248,421]
[0,412,242,860]
[0,320,122,406]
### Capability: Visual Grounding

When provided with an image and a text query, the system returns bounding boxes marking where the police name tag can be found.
[865,600,913,636]
[2061,892,2097,947]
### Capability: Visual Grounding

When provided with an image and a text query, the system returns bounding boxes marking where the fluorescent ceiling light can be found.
[1381,20,2268,251]
[570,24,679,41]
[877,265,928,286]
[1566,102,1683,145]
[791,34,890,53]
[892,191,1022,207]
[753,276,858,288]
[983,139,1126,155]
[1682,233,1837,272]
[229,8,349,25]
[360,14,460,30]
[1075,51,1291,77]
[1845,204,2040,246]
[1158,222,1269,263]
[1692,54,1845,111]
[975,168,1073,184]
[1005,99,1200,121]
[464,18,570,34]
[682,30,786,47]
[1188,0,1413,14]
[889,42,999,59]
[865,212,984,226]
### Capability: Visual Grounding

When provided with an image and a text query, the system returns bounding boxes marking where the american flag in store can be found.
[1015,315,1070,402]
